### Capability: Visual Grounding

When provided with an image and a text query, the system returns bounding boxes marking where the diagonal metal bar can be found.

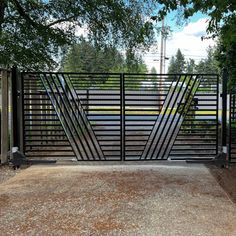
[141,75,182,160]
[54,74,97,159]
[39,73,82,160]
[154,75,193,159]
[43,73,86,159]
[46,73,90,159]
[65,74,105,160]
[49,73,93,160]
[150,75,189,160]
[161,75,201,159]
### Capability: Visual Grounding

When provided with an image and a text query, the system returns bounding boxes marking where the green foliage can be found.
[60,39,147,89]
[61,39,147,74]
[0,0,157,70]
[156,1,236,38]
[2,1,235,71]
[168,49,186,74]
[186,59,196,74]
[61,39,124,73]
[195,47,219,74]
[214,15,236,90]
[123,49,148,74]
[168,47,219,75]
[150,67,157,74]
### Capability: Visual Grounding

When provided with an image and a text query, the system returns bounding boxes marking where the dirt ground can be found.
[0,165,21,185]
[208,164,236,204]
[0,164,236,236]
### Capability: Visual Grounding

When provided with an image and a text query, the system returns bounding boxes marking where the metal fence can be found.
[229,94,236,163]
[21,72,219,161]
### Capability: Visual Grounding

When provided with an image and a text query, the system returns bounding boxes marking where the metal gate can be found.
[22,72,219,161]
[229,94,236,163]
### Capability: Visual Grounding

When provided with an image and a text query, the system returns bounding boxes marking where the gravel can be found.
[0,164,236,236]
[0,165,21,185]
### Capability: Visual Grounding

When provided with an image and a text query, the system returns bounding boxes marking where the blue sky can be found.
[143,12,216,72]
[166,12,209,32]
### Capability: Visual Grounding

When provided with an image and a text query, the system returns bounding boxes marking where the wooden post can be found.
[1,70,9,164]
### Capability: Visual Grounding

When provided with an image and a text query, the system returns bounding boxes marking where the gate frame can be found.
[13,69,226,163]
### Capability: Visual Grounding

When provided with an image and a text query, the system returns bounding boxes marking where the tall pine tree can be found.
[167,49,186,74]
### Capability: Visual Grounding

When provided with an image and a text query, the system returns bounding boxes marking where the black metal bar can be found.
[155,75,191,159]
[121,73,125,161]
[222,69,228,158]
[144,74,183,160]
[21,73,26,154]
[11,67,18,147]
[229,94,236,163]
[48,73,90,160]
[65,74,105,160]
[54,74,96,160]
[40,73,81,160]
[161,75,202,159]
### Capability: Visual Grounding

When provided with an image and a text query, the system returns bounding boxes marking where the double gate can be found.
[22,72,219,161]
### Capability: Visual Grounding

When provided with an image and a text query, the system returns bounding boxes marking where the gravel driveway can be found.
[0,164,236,236]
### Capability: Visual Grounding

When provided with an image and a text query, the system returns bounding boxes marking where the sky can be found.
[143,12,216,72]
[73,11,217,73]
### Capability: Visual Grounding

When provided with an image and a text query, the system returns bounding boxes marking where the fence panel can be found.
[229,94,236,163]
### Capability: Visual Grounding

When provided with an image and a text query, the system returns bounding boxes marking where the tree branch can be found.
[11,0,78,30]
[47,16,76,27]
[10,0,39,28]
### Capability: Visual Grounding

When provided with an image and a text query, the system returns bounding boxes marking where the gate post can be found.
[12,66,19,147]
[1,70,9,164]
[222,68,228,159]
[11,67,24,153]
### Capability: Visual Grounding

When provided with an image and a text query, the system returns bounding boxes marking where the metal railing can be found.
[21,72,219,161]
[229,94,236,163]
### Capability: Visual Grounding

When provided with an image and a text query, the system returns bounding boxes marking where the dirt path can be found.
[0,164,236,236]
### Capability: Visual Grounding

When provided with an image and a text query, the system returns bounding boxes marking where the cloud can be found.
[144,18,217,72]
[74,25,89,37]
[167,18,216,59]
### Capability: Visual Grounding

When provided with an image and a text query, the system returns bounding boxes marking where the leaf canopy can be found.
[0,0,157,69]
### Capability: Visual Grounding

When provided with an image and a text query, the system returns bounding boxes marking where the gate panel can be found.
[22,73,76,160]
[229,94,236,163]
[22,72,122,161]
[170,74,219,160]
[69,73,122,160]
[124,74,172,160]
[124,74,218,161]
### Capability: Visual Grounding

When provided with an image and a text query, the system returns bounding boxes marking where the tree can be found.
[215,15,236,90]
[154,1,236,39]
[0,0,157,69]
[2,1,235,70]
[195,47,219,74]
[167,49,186,74]
[124,49,148,73]
[150,67,157,74]
[167,56,175,74]
[186,59,196,74]
[61,39,124,73]
[61,39,147,74]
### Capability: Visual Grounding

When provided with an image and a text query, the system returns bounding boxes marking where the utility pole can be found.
[160,18,165,74]
[159,18,169,74]
[163,30,167,73]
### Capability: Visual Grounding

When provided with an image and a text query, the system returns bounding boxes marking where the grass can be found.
[88,106,221,116]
